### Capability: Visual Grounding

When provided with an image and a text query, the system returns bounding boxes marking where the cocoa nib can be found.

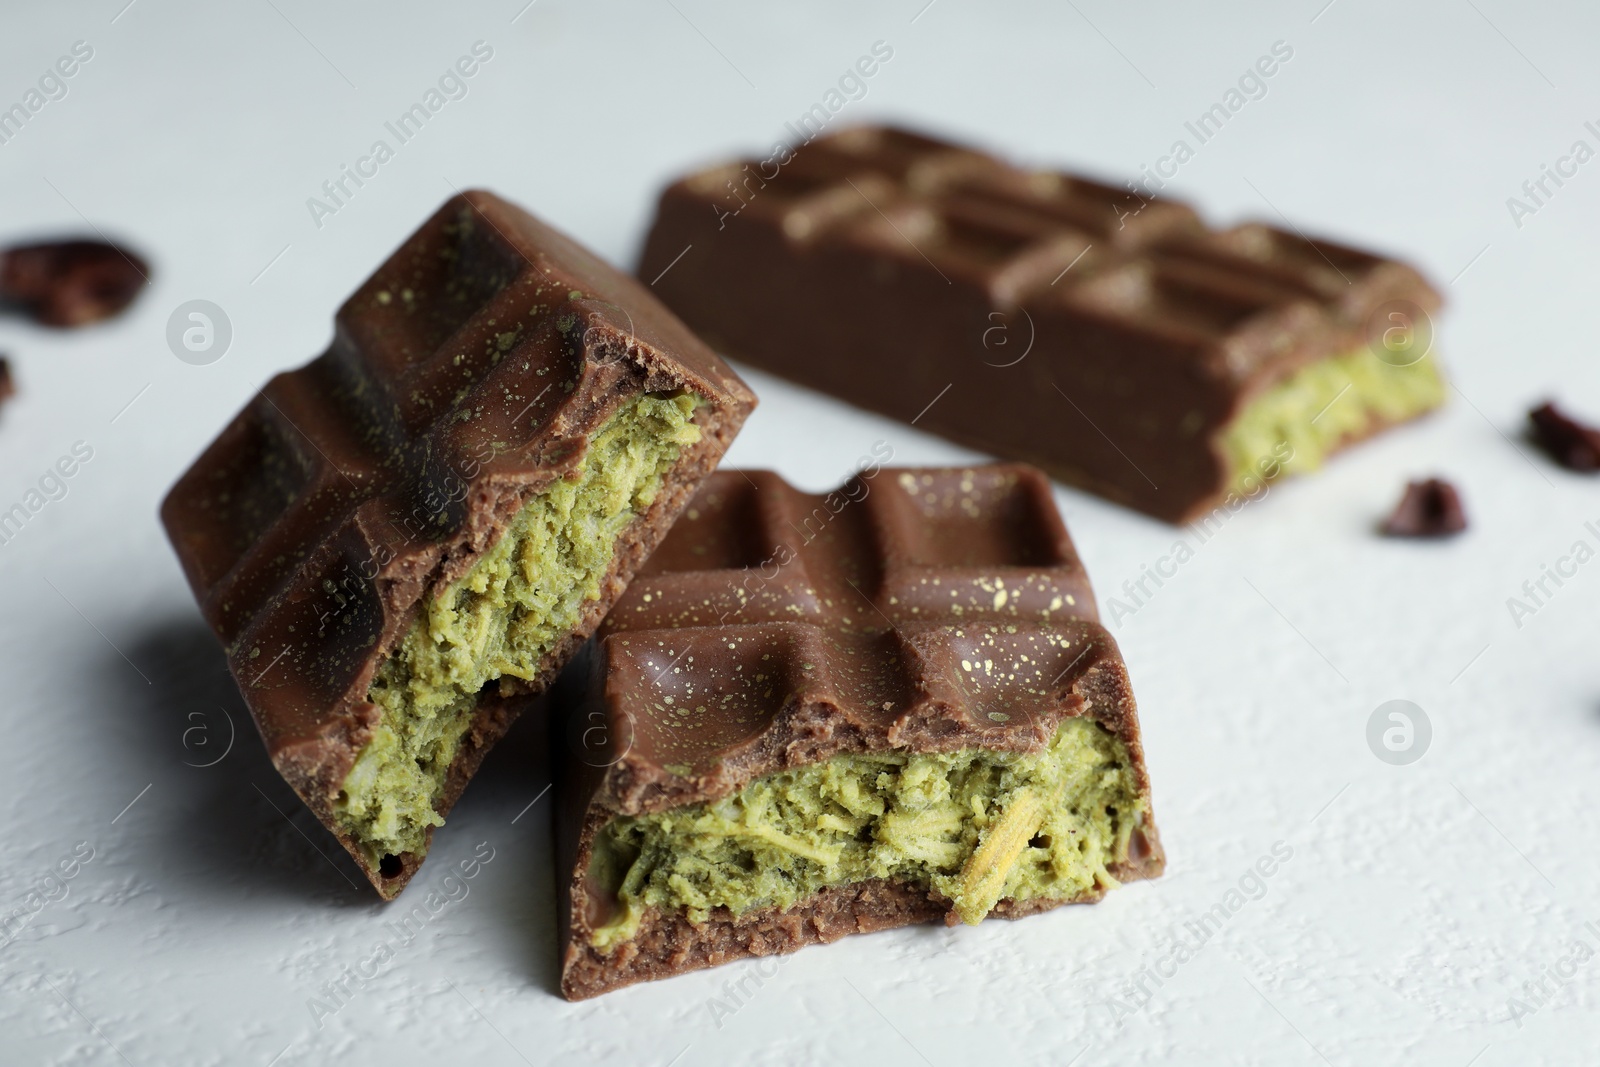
[1382,478,1467,538]
[1529,401,1600,472]
[0,240,149,327]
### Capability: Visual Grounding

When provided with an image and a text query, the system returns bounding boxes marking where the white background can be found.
[1,2,1596,1064]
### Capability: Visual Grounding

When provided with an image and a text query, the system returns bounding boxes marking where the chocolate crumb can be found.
[0,358,13,407]
[0,240,149,327]
[1529,401,1600,471]
[1382,478,1467,538]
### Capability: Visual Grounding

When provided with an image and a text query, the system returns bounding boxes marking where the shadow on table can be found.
[113,613,372,907]
[428,679,562,995]
[113,611,568,989]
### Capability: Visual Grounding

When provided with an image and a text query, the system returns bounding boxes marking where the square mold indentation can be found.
[604,623,830,777]
[1206,223,1382,286]
[871,467,1095,626]
[812,630,918,737]
[430,314,590,469]
[688,153,895,243]
[779,478,888,638]
[915,623,1096,736]
[1064,257,1300,345]
[200,361,399,642]
[816,125,952,168]
[164,395,314,603]
[948,167,1202,250]
[611,472,824,634]
[334,197,529,395]
[913,198,1097,301]
[381,269,595,442]
[642,472,770,575]
[235,534,388,707]
[810,126,995,191]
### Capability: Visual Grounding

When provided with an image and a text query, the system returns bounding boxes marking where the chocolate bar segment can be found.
[556,465,1161,999]
[162,191,754,897]
[641,125,1446,523]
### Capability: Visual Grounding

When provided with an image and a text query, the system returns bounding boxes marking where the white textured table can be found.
[1,2,1595,1064]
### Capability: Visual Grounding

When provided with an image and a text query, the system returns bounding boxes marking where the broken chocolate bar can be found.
[162,191,755,897]
[0,239,148,326]
[556,464,1161,999]
[641,125,1447,523]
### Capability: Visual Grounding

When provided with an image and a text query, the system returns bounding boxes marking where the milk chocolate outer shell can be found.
[640,125,1443,523]
[555,465,1162,999]
[161,191,755,898]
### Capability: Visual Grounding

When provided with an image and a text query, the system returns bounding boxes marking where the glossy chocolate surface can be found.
[557,464,1162,997]
[162,190,754,895]
[641,125,1443,522]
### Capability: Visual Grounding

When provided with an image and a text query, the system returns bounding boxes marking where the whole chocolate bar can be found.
[641,126,1446,523]
[162,191,755,897]
[556,464,1161,999]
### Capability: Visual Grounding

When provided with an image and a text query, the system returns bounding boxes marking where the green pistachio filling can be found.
[334,393,701,862]
[589,718,1143,950]
[1218,348,1445,492]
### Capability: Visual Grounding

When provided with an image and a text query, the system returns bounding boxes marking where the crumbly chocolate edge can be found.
[558,649,1163,996]
[560,841,1165,1000]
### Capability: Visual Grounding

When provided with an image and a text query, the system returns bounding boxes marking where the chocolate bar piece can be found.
[556,464,1161,999]
[641,125,1447,523]
[162,191,755,897]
